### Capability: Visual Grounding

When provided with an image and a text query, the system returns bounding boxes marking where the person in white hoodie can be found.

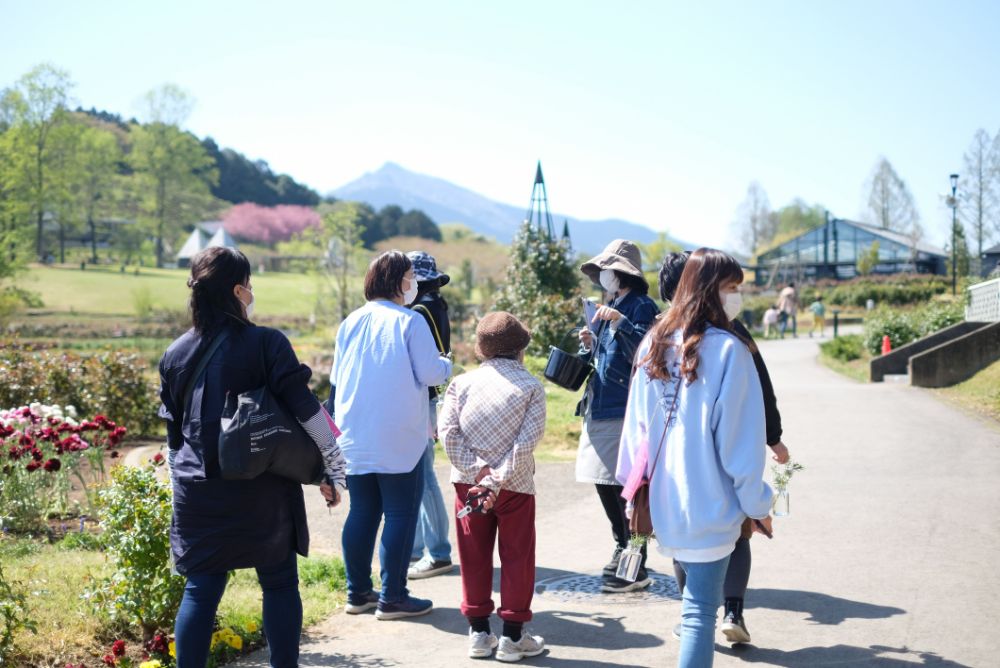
[617,248,774,668]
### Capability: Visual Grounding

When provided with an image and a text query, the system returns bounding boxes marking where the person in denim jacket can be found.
[575,239,660,592]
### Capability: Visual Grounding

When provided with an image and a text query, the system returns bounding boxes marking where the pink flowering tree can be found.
[222,203,321,245]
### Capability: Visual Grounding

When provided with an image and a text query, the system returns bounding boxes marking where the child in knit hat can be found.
[438,311,547,662]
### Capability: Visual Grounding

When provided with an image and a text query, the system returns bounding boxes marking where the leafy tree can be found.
[495,221,581,357]
[202,137,319,207]
[0,63,76,260]
[362,205,402,247]
[866,156,921,235]
[774,199,824,237]
[856,241,880,276]
[68,124,123,262]
[960,129,999,273]
[130,85,217,267]
[637,232,683,272]
[319,202,369,321]
[397,209,442,241]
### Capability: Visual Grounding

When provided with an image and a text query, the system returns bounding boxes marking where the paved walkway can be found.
[233,335,1000,667]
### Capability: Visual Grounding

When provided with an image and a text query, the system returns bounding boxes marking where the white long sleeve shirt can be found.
[617,327,773,562]
[331,300,452,475]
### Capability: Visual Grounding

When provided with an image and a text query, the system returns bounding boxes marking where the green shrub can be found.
[494,221,582,357]
[862,301,965,355]
[132,286,155,321]
[863,308,920,354]
[820,334,865,362]
[0,562,36,664]
[825,275,949,308]
[0,344,159,436]
[91,462,183,641]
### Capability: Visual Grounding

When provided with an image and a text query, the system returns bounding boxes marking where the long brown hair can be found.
[640,248,755,383]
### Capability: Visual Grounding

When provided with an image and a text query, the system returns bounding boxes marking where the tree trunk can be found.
[90,216,97,264]
[59,223,65,264]
[36,210,45,261]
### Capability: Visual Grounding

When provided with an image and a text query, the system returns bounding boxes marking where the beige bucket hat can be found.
[580,239,647,290]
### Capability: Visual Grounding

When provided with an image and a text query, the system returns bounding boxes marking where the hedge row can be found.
[0,343,159,436]
[862,301,965,355]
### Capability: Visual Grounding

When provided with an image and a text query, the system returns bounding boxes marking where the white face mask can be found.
[721,291,743,321]
[599,269,620,295]
[239,285,255,319]
[401,276,418,305]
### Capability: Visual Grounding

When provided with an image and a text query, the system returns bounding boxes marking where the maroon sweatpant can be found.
[454,483,536,623]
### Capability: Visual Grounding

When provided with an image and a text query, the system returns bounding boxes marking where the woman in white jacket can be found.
[617,248,773,668]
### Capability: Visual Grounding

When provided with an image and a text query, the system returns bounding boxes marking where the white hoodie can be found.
[616,327,773,562]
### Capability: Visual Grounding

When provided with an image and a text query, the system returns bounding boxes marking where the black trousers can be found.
[673,535,751,602]
[594,483,648,571]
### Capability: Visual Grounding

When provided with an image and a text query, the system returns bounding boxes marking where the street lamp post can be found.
[950,173,959,296]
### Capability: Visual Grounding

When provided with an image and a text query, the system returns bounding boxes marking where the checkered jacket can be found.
[438,358,546,495]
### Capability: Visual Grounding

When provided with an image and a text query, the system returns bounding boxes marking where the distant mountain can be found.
[331,162,692,255]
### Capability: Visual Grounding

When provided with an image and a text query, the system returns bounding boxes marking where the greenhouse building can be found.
[754,217,947,285]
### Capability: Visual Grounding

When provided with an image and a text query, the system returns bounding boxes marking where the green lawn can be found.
[938,359,1000,423]
[20,264,321,318]
[1,537,345,667]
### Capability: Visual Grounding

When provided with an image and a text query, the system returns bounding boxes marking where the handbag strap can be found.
[412,303,446,354]
[646,365,682,479]
[180,329,230,416]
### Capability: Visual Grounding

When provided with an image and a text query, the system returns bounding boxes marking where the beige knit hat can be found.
[475,311,531,360]
[580,239,648,290]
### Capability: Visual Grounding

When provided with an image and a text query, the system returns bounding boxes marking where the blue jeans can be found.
[411,400,452,561]
[676,555,731,668]
[343,460,424,604]
[174,549,301,668]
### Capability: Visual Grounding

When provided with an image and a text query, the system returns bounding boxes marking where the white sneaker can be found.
[495,631,545,662]
[468,628,499,658]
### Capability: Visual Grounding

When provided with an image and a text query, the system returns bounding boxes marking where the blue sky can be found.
[3,1,998,248]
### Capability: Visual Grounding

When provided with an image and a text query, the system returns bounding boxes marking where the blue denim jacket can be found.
[580,290,660,420]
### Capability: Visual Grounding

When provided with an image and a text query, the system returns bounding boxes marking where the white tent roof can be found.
[176,221,236,261]
[207,226,236,249]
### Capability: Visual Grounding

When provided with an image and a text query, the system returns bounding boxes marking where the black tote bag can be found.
[218,384,324,485]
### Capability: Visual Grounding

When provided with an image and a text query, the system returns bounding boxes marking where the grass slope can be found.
[938,359,1000,423]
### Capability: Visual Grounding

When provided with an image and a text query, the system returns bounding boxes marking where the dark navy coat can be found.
[159,320,320,575]
[582,290,659,420]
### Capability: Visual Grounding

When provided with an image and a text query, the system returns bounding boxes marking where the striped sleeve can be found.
[298,409,347,489]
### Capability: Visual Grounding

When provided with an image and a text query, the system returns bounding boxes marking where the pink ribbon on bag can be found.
[620,437,649,502]
[321,405,342,439]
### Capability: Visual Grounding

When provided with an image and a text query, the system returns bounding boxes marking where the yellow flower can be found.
[140,661,163,668]
[245,620,259,634]
[168,641,175,658]
[227,634,244,651]
[210,630,223,649]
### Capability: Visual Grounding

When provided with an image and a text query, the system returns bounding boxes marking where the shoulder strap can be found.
[180,329,230,415]
[413,304,445,354]
[647,367,681,479]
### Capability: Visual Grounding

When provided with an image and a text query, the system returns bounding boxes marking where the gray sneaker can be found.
[468,628,499,658]
[408,557,455,579]
[495,631,545,662]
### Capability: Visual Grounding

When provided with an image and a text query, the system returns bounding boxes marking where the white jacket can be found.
[616,327,773,560]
